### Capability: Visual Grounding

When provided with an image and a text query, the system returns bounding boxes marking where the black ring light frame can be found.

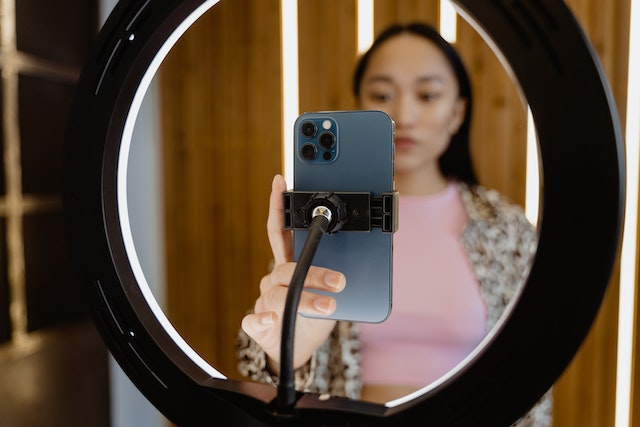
[63,0,624,425]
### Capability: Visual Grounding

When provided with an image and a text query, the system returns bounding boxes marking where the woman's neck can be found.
[395,168,449,196]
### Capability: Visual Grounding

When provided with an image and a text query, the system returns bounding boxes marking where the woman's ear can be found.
[449,97,467,135]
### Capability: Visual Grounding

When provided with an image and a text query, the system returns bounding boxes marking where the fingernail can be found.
[313,298,335,314]
[324,272,345,290]
[273,174,286,188]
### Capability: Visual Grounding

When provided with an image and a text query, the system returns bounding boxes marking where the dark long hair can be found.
[353,23,478,185]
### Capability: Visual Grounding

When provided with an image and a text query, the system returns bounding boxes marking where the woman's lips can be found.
[394,137,416,149]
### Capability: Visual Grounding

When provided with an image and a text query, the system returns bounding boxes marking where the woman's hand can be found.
[241,174,345,373]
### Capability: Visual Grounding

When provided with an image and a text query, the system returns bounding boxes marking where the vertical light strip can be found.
[439,0,457,43]
[357,0,374,54]
[616,0,640,424]
[525,109,540,225]
[281,0,299,186]
[1,0,28,345]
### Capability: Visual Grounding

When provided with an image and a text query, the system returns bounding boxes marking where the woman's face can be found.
[358,34,466,180]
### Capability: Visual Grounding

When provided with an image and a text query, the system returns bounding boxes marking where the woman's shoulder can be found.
[456,181,532,226]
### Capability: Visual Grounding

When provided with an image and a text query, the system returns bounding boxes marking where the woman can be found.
[237,23,550,425]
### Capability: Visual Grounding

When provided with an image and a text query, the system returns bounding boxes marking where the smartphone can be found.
[290,110,395,323]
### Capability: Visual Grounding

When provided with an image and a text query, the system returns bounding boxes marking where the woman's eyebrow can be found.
[416,74,446,83]
[363,74,446,85]
[362,75,393,85]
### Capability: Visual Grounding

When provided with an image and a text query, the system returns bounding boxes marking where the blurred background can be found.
[0,0,637,426]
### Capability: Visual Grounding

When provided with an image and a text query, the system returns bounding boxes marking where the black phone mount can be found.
[283,191,399,234]
[277,189,398,414]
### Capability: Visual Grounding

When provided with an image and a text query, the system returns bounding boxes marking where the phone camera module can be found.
[319,132,335,150]
[301,121,317,138]
[300,143,317,160]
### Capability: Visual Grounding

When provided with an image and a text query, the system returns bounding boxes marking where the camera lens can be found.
[301,121,317,137]
[300,143,317,160]
[319,132,335,150]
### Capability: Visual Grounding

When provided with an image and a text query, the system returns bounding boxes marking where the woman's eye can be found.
[369,93,391,102]
[419,92,440,101]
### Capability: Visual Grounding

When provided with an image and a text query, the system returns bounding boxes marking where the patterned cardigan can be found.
[237,183,551,426]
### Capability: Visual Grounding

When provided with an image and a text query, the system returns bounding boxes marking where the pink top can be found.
[359,183,487,387]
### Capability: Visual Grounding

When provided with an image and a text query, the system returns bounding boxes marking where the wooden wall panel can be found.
[160,0,282,380]
[373,0,439,32]
[298,0,358,112]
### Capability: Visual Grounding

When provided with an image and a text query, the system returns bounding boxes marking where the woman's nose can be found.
[391,96,416,128]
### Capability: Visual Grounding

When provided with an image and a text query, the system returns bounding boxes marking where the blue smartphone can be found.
[290,110,395,323]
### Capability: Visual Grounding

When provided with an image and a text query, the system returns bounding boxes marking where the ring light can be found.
[63,0,624,425]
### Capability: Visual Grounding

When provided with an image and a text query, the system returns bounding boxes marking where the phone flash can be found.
[322,120,332,130]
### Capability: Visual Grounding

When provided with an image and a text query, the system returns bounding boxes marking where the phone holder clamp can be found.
[283,190,398,234]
